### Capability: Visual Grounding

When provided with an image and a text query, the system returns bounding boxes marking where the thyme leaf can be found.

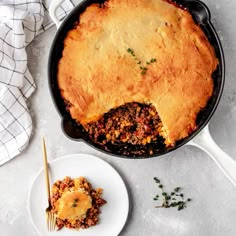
[71,198,79,208]
[153,177,191,211]
[127,48,157,75]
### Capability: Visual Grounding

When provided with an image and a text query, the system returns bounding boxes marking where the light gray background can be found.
[1,0,236,235]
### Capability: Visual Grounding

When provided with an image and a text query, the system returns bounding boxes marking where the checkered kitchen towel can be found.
[0,0,76,165]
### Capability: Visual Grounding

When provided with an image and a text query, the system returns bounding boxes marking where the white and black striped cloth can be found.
[0,0,75,165]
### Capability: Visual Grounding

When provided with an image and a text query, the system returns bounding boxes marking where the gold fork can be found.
[42,137,57,231]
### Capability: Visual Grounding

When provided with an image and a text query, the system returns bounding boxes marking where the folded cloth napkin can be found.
[0,0,75,165]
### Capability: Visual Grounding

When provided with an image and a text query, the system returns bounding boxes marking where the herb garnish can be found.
[146,58,157,64]
[127,48,157,75]
[71,198,79,208]
[153,177,191,211]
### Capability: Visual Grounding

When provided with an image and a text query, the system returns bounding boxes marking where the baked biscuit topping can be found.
[58,0,218,147]
[57,190,92,220]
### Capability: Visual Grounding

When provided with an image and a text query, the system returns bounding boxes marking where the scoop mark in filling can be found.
[84,102,167,156]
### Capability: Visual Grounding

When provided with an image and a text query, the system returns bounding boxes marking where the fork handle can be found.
[42,138,51,203]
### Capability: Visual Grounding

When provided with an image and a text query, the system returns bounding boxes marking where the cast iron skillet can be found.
[48,0,236,187]
[48,0,224,157]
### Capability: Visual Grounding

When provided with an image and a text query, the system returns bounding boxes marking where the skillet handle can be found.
[187,125,236,187]
[49,0,65,28]
[61,117,84,140]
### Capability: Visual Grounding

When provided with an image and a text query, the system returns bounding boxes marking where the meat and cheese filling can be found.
[84,102,166,156]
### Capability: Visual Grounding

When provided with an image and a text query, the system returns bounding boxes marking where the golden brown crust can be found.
[56,190,92,220]
[57,0,218,145]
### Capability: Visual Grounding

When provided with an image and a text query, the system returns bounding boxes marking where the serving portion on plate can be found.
[51,176,106,231]
[55,0,219,156]
[28,154,129,236]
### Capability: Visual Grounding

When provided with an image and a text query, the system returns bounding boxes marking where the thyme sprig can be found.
[127,48,157,75]
[153,177,191,211]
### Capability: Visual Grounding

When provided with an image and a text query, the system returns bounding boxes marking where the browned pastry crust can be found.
[57,0,218,145]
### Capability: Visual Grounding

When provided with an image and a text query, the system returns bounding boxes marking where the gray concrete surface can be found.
[0,0,236,235]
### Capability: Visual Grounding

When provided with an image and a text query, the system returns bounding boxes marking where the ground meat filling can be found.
[84,102,166,156]
[51,177,106,231]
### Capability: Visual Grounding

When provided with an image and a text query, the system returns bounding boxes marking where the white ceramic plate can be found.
[28,154,129,236]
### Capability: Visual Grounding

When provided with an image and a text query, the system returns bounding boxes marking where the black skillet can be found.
[47,0,236,185]
[48,0,223,156]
